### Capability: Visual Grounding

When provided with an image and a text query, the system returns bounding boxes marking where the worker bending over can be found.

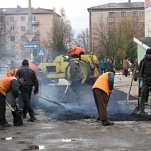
[92,70,115,126]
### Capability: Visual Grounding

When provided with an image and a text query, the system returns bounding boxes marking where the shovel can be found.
[57,85,69,101]
[35,93,65,109]
[5,100,14,111]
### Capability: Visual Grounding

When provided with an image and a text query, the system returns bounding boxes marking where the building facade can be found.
[145,0,151,37]
[87,2,145,52]
[0,5,60,66]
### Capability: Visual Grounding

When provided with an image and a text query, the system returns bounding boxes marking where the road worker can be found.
[16,59,39,122]
[68,45,84,60]
[92,70,115,126]
[137,48,151,114]
[0,77,21,127]
[69,58,84,100]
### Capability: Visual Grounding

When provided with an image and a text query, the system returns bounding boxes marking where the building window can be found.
[21,36,25,41]
[10,36,15,41]
[121,12,126,17]
[31,16,36,21]
[21,16,25,21]
[133,11,138,17]
[0,16,4,22]
[10,26,15,31]
[109,12,114,18]
[21,26,26,31]
[32,26,36,31]
[10,16,15,22]
[0,24,4,29]
[109,22,115,28]
[10,45,16,56]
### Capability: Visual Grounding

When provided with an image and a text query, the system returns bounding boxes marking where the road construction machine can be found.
[38,54,100,84]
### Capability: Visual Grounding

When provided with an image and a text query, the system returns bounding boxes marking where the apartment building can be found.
[0,5,60,65]
[87,1,144,52]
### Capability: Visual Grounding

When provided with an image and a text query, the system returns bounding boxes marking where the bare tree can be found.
[73,28,89,53]
[92,17,144,67]
[45,8,73,60]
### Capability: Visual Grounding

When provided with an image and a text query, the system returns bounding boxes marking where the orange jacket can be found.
[0,77,17,96]
[92,72,114,96]
[7,62,38,77]
[68,47,83,55]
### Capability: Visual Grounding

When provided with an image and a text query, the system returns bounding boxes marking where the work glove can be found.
[34,89,38,95]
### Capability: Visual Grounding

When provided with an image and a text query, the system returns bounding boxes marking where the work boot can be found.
[102,120,114,126]
[27,116,36,122]
[136,109,145,115]
[0,122,12,127]
[95,117,101,123]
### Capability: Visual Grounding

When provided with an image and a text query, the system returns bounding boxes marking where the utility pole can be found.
[28,0,32,33]
[28,0,34,61]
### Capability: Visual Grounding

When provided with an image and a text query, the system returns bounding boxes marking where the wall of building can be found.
[145,0,151,37]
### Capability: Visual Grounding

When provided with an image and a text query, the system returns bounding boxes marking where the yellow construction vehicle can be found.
[38,54,100,84]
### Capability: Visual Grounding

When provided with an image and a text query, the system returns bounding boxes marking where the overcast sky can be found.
[1,0,144,33]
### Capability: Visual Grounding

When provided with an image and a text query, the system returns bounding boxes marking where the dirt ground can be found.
[1,74,151,151]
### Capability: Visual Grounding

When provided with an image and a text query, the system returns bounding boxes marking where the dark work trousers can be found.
[20,86,35,118]
[139,81,151,111]
[70,80,81,100]
[0,93,7,125]
[92,88,109,121]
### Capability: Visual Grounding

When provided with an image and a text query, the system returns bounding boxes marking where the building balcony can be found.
[32,20,39,26]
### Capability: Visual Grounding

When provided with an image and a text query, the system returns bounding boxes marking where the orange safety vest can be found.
[0,77,17,97]
[92,72,110,95]
[7,68,19,77]
[68,47,83,55]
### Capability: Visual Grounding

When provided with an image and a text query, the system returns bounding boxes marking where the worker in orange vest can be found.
[68,45,84,60]
[92,70,115,126]
[0,77,22,127]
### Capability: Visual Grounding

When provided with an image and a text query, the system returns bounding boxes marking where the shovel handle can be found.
[5,100,14,112]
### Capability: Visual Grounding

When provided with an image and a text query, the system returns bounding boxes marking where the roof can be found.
[137,37,151,48]
[88,2,144,11]
[0,6,54,15]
